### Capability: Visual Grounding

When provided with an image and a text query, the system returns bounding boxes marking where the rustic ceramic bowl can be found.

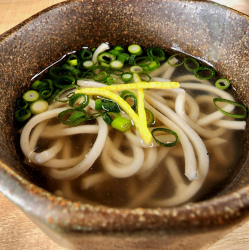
[1,0,249,249]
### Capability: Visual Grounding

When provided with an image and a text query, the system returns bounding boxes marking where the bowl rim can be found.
[1,0,249,232]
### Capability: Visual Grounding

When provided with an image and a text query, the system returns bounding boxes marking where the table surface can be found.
[1,0,249,249]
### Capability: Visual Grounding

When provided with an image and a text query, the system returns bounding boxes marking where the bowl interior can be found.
[1,0,249,226]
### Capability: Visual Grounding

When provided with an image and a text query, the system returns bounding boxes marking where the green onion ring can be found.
[215,79,231,90]
[69,93,89,110]
[151,128,178,147]
[168,54,186,67]
[146,47,165,61]
[145,108,154,127]
[55,85,78,103]
[194,66,216,80]
[120,90,137,111]
[58,109,88,126]
[14,109,31,122]
[184,57,199,72]
[213,98,248,119]
[139,72,151,82]
[16,99,28,109]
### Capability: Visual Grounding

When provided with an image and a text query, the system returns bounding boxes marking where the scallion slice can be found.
[95,99,120,112]
[121,73,133,83]
[55,85,78,103]
[152,128,178,147]
[16,99,28,109]
[104,76,118,85]
[129,54,136,65]
[120,90,137,111]
[67,55,79,66]
[97,52,116,63]
[111,116,132,132]
[215,79,231,90]
[146,47,165,61]
[114,45,125,53]
[194,66,216,80]
[139,73,151,82]
[23,90,39,102]
[58,109,88,126]
[94,71,109,81]
[145,108,154,127]
[110,60,124,69]
[128,44,143,56]
[14,109,31,122]
[184,57,199,72]
[30,100,49,115]
[118,53,129,63]
[83,60,94,69]
[134,56,153,67]
[168,54,186,67]
[79,49,92,61]
[213,98,247,119]
[103,113,113,125]
[69,93,89,110]
[130,66,143,74]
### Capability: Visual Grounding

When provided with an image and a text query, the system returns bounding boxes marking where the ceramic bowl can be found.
[1,0,249,249]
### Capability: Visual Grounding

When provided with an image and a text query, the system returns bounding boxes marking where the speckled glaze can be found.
[1,0,249,249]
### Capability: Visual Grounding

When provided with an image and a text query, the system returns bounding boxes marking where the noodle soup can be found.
[16,43,246,208]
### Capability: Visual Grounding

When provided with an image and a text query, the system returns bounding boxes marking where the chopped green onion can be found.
[109,49,120,57]
[30,100,48,115]
[146,47,165,61]
[144,60,160,71]
[95,99,120,112]
[94,71,109,81]
[194,66,216,80]
[134,56,153,67]
[145,108,154,126]
[103,113,113,125]
[69,93,89,110]
[91,48,96,52]
[58,109,88,126]
[62,64,81,76]
[114,45,125,53]
[97,52,116,63]
[49,66,75,85]
[55,85,78,103]
[83,60,94,69]
[168,54,186,67]
[79,49,92,61]
[184,57,199,72]
[121,73,133,83]
[130,66,143,74]
[104,76,118,85]
[129,54,136,65]
[120,90,137,111]
[111,116,132,132]
[100,62,110,67]
[110,60,124,69]
[215,79,231,90]
[128,45,143,56]
[118,53,129,63]
[151,128,178,147]
[15,109,31,122]
[139,72,151,82]
[68,59,78,66]
[23,90,39,102]
[16,99,28,109]
[213,98,247,119]
[66,55,79,66]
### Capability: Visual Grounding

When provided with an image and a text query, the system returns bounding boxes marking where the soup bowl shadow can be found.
[1,0,249,249]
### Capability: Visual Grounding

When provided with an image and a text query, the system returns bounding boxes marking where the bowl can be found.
[1,0,249,249]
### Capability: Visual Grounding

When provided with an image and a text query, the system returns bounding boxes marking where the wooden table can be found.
[1,0,249,249]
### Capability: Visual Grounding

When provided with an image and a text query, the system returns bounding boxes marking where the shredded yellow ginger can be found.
[76,81,179,145]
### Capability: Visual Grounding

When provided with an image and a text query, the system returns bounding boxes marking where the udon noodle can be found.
[18,43,246,208]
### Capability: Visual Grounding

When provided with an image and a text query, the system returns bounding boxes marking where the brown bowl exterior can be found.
[1,0,249,249]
